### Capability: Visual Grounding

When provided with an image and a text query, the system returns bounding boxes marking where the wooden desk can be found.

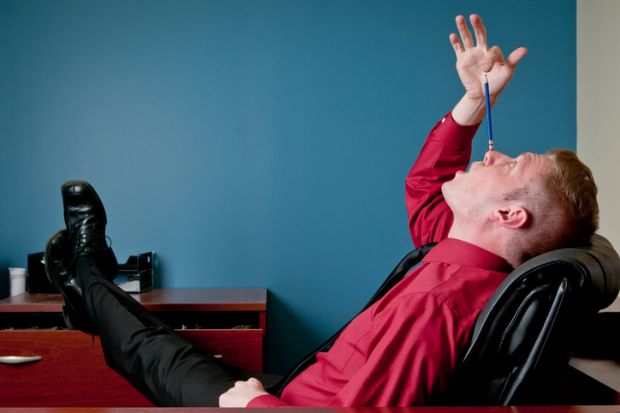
[0,288,267,407]
[0,406,616,412]
[569,295,620,398]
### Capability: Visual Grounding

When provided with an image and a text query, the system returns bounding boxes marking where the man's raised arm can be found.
[406,14,526,247]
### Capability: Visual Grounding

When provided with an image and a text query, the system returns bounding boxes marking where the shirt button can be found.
[441,117,446,123]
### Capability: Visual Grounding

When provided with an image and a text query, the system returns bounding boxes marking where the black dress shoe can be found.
[44,180,120,333]
[61,180,118,276]
[45,230,95,333]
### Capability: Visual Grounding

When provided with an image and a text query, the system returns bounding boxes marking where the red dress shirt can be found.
[248,113,512,407]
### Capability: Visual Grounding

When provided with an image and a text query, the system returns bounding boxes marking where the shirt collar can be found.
[423,238,513,273]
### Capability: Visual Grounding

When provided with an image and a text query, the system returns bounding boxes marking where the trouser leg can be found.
[76,257,255,406]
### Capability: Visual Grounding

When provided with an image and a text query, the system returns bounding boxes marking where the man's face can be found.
[442,150,555,218]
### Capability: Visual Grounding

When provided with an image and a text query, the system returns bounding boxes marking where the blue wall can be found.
[0,0,575,372]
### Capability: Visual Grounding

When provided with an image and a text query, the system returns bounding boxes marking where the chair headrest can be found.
[511,234,620,309]
[467,234,620,355]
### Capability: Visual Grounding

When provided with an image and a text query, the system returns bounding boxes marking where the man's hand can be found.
[450,14,527,125]
[219,378,269,407]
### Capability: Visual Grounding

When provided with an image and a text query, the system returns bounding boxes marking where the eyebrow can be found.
[517,153,549,172]
[513,154,529,171]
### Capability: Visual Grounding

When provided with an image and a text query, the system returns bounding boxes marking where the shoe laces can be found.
[68,215,108,253]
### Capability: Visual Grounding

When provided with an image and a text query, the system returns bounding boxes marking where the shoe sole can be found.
[61,180,107,226]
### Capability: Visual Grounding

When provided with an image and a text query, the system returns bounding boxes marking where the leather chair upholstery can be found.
[440,234,620,405]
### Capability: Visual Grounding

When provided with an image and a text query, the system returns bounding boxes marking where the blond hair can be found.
[508,149,599,264]
[545,149,599,246]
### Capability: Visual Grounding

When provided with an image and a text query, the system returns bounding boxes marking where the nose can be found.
[483,150,512,165]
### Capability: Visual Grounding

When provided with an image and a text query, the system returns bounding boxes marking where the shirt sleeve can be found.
[405,112,479,247]
[327,294,468,406]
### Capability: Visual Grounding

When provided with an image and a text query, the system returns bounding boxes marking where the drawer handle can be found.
[0,355,43,365]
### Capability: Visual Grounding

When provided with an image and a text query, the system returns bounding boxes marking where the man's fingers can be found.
[470,14,487,49]
[507,47,528,68]
[449,33,463,56]
[481,46,505,72]
[219,379,266,408]
[248,378,262,386]
[487,46,505,62]
[455,15,474,49]
[480,46,527,73]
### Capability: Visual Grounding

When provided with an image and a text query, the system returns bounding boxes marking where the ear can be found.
[492,205,530,229]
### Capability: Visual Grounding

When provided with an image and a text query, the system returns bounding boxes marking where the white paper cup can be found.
[8,267,27,296]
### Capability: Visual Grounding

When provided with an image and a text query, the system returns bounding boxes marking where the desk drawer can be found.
[178,329,263,372]
[0,329,262,407]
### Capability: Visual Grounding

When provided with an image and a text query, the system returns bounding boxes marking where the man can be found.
[45,14,598,407]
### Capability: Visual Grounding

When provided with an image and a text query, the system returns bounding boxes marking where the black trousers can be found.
[76,257,282,406]
[75,245,434,406]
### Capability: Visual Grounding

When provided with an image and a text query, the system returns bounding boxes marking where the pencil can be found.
[484,74,494,151]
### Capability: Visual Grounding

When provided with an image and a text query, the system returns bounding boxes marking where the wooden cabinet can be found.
[0,288,266,407]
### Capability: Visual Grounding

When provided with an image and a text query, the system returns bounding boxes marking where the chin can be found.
[441,181,450,194]
[441,182,454,202]
[442,178,457,193]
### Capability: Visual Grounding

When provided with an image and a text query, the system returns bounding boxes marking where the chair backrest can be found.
[440,234,620,405]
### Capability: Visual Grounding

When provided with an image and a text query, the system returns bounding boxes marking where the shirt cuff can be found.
[246,394,289,408]
[429,112,480,152]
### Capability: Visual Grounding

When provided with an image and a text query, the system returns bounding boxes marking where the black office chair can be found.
[275,235,619,405]
[439,234,620,405]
